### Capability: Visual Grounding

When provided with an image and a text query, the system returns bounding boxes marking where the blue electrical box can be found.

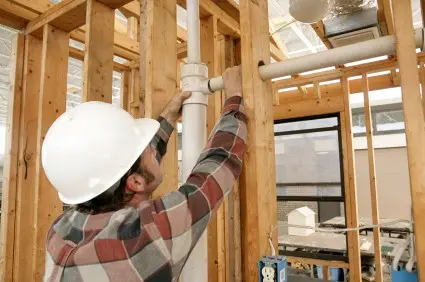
[392,266,418,282]
[258,256,287,282]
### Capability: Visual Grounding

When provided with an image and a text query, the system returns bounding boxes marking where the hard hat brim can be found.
[57,118,160,205]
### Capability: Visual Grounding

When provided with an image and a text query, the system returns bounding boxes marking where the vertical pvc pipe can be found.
[180,0,208,280]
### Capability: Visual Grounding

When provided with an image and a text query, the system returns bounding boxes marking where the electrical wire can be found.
[268,219,412,256]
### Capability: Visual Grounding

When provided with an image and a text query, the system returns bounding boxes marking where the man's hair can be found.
[75,157,154,214]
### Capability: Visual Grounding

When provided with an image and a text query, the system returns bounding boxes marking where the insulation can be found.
[328,0,377,18]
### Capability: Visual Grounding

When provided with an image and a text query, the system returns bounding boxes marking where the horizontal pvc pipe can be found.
[208,28,424,92]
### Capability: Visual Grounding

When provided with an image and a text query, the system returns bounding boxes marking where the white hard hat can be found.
[42,101,160,205]
[289,0,331,24]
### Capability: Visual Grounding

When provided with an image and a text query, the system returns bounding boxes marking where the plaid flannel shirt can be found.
[44,96,247,282]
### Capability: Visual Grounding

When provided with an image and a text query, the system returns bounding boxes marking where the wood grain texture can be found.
[139,0,178,198]
[340,78,362,282]
[0,33,24,282]
[239,0,277,280]
[82,0,114,102]
[13,34,43,282]
[362,74,383,282]
[33,25,69,281]
[393,0,425,279]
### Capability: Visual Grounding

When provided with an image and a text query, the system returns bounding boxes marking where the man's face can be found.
[139,146,163,194]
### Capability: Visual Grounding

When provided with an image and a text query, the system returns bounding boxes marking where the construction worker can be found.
[42,66,246,282]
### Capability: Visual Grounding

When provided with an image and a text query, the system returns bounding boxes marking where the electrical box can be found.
[258,256,287,282]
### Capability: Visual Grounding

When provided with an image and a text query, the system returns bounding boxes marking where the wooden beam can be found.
[420,62,425,119]
[276,73,397,106]
[1,0,139,60]
[239,0,277,281]
[0,33,24,282]
[201,16,225,282]
[286,256,349,269]
[33,24,69,281]
[97,0,135,9]
[12,34,43,282]
[119,0,140,18]
[393,0,425,278]
[0,9,27,29]
[362,74,383,282]
[82,0,115,102]
[126,17,141,117]
[25,0,87,37]
[140,0,178,197]
[311,21,332,49]
[340,77,362,282]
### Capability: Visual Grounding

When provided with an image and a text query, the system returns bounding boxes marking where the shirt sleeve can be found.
[149,116,175,163]
[150,96,247,263]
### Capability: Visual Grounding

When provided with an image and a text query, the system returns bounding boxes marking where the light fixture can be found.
[289,0,331,24]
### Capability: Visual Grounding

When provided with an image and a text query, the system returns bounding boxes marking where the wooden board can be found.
[82,0,114,102]
[33,25,69,281]
[12,34,43,282]
[139,0,178,198]
[0,33,24,282]
[120,70,130,111]
[362,74,383,282]
[340,78,362,282]
[239,0,277,281]
[25,0,87,36]
[392,0,425,279]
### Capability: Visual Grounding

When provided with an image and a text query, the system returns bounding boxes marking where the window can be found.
[275,115,348,261]
[352,103,405,137]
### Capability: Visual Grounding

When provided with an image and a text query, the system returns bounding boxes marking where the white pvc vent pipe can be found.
[180,0,208,279]
[208,28,425,92]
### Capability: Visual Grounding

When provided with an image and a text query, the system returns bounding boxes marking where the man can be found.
[42,66,246,282]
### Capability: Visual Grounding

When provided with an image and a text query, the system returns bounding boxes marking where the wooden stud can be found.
[140,0,178,198]
[340,77,362,282]
[239,0,277,280]
[0,33,24,282]
[422,0,425,30]
[33,24,69,281]
[126,16,140,117]
[121,70,130,111]
[119,0,140,18]
[68,46,129,72]
[362,74,383,282]
[393,0,425,278]
[82,0,115,102]
[12,34,43,282]
[322,266,329,281]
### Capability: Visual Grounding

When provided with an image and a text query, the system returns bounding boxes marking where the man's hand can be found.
[160,91,192,125]
[223,66,242,100]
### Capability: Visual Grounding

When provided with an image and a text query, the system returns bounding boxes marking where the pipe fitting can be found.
[181,63,210,105]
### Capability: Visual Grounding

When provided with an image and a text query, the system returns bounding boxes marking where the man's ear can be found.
[126,173,146,193]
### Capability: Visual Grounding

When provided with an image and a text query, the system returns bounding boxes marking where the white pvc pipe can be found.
[180,0,208,279]
[208,28,425,92]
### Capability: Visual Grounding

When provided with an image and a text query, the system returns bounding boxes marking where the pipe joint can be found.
[181,63,210,105]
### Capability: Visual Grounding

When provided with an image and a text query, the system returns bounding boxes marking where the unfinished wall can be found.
[355,147,411,220]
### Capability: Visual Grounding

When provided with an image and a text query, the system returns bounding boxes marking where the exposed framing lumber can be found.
[2,0,139,60]
[377,0,395,35]
[33,25,69,281]
[201,16,226,282]
[420,62,425,118]
[0,33,24,282]
[393,0,425,278]
[119,0,140,18]
[340,77,362,282]
[82,0,115,102]
[12,34,43,282]
[25,0,87,37]
[121,70,130,111]
[362,74,383,282]
[311,20,332,49]
[422,0,425,29]
[140,0,179,198]
[286,257,349,269]
[239,0,277,281]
